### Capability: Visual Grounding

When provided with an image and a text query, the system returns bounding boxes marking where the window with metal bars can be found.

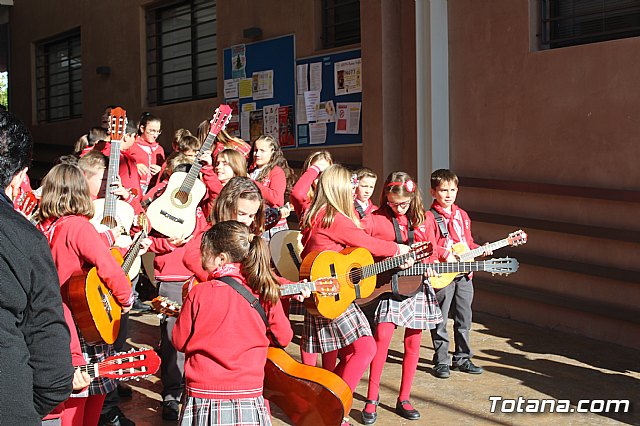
[541,0,640,49]
[322,0,361,49]
[146,0,217,106]
[35,29,82,123]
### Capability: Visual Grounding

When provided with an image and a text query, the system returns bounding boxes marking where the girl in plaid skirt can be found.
[299,165,414,426]
[37,164,135,426]
[360,172,445,424]
[173,221,293,426]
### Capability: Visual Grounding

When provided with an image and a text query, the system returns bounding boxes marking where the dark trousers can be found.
[100,311,129,414]
[159,281,185,403]
[430,275,474,367]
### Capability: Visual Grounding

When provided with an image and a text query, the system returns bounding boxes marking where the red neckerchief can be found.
[431,201,463,243]
[209,262,246,285]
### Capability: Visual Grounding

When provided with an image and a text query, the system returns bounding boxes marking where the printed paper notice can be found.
[231,44,246,79]
[334,58,362,96]
[241,111,251,141]
[239,78,253,98]
[224,79,239,99]
[309,62,322,92]
[252,70,274,100]
[309,123,327,145]
[296,64,308,94]
[263,104,280,139]
[335,102,361,134]
[228,99,240,122]
[304,90,320,122]
[278,106,295,147]
[316,100,336,123]
[296,94,308,124]
[242,102,256,112]
[249,110,264,143]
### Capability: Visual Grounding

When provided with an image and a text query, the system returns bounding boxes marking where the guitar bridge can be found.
[160,210,185,224]
[97,286,113,322]
[330,263,340,301]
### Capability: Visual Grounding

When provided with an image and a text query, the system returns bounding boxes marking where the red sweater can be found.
[96,141,143,206]
[172,264,293,399]
[250,165,286,207]
[290,165,320,219]
[149,208,209,282]
[38,215,133,365]
[200,164,223,220]
[182,229,208,282]
[127,136,166,187]
[425,202,479,261]
[301,207,400,260]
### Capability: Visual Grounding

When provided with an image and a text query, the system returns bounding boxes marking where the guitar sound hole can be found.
[175,191,189,205]
[349,268,362,286]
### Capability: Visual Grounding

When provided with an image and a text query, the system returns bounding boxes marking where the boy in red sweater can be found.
[172,221,293,425]
[427,169,492,379]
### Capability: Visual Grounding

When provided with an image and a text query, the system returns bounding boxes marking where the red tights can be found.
[61,394,107,426]
[365,322,422,412]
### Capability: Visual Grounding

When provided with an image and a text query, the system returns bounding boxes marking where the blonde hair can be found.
[302,150,333,201]
[216,149,247,178]
[77,150,107,178]
[38,163,94,220]
[302,164,359,230]
[201,220,280,306]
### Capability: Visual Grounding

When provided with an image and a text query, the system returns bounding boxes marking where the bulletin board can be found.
[222,34,296,147]
[295,49,362,148]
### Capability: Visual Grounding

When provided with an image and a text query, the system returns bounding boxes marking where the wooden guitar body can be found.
[300,247,376,319]
[269,230,303,282]
[90,199,135,244]
[146,171,206,238]
[69,248,130,344]
[356,271,425,306]
[429,242,471,289]
[264,347,353,426]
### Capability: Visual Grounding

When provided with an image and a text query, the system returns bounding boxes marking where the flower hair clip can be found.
[386,180,416,193]
[350,174,359,190]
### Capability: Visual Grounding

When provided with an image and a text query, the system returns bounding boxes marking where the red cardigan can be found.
[95,141,143,206]
[127,136,166,187]
[290,165,321,219]
[250,165,286,207]
[301,207,400,260]
[425,202,479,261]
[172,265,293,399]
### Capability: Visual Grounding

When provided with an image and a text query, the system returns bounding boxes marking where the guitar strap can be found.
[430,208,449,239]
[354,200,366,219]
[391,218,414,299]
[217,276,284,349]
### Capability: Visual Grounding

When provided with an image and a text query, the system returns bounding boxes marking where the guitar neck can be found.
[121,231,146,274]
[178,130,217,195]
[280,281,315,297]
[78,363,99,379]
[360,252,415,280]
[402,260,493,276]
[459,238,511,261]
[103,140,122,220]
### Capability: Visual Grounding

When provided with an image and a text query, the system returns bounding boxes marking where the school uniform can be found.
[249,165,287,238]
[290,165,321,219]
[127,136,165,193]
[95,141,144,206]
[172,263,293,425]
[148,207,209,405]
[199,163,223,219]
[426,202,480,368]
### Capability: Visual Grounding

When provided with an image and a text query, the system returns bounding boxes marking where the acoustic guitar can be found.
[264,347,353,426]
[269,229,303,282]
[15,190,40,224]
[429,230,527,289]
[299,243,432,319]
[80,348,161,381]
[357,257,520,306]
[91,107,135,249]
[153,278,340,317]
[69,216,149,344]
[146,104,232,238]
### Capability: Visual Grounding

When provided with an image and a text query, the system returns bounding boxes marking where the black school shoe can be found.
[361,399,379,425]
[433,363,451,379]
[98,407,135,426]
[162,400,180,421]
[395,399,421,420]
[452,359,484,374]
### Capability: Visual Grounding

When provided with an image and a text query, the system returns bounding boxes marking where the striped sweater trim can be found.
[186,384,263,399]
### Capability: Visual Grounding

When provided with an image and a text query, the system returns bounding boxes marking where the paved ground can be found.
[119,309,639,425]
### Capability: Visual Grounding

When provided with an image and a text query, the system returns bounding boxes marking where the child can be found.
[75,127,108,157]
[354,167,378,219]
[158,131,200,181]
[299,164,413,426]
[248,135,294,238]
[427,169,491,379]
[172,220,293,425]
[199,148,248,216]
[128,112,165,193]
[361,172,442,424]
[290,150,333,220]
[37,164,134,426]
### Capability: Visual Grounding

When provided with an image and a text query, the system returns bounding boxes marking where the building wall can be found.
[447,0,640,349]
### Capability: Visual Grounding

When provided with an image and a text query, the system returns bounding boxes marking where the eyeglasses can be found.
[387,200,411,209]
[145,128,162,135]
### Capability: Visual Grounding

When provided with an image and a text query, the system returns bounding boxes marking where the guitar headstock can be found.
[209,104,233,135]
[507,230,528,247]
[99,348,160,380]
[151,296,181,317]
[409,241,433,262]
[313,278,340,296]
[486,257,519,275]
[109,107,127,142]
[136,213,151,235]
[15,191,38,218]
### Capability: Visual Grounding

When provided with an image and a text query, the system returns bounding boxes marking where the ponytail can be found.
[242,235,280,306]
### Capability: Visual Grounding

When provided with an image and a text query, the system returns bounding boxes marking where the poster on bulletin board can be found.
[222,35,296,147]
[295,49,362,147]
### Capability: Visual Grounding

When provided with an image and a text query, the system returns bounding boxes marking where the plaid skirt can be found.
[72,333,116,397]
[180,396,271,426]
[375,282,443,330]
[302,303,372,353]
